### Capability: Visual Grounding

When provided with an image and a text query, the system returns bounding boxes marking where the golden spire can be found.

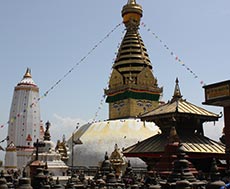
[172,78,183,102]
[18,67,37,86]
[23,68,32,78]
[113,0,151,71]
[105,0,162,120]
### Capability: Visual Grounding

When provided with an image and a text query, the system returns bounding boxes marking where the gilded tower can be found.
[105,0,162,120]
[70,0,161,167]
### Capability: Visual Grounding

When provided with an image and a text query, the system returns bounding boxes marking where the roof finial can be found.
[171,78,183,102]
[24,68,32,78]
[127,0,136,4]
[18,67,37,86]
[122,0,143,29]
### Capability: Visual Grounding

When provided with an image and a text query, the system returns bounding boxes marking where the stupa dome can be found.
[69,118,159,167]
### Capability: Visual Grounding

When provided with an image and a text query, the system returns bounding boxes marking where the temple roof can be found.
[18,68,37,86]
[123,80,224,160]
[123,133,225,158]
[141,79,219,122]
[142,99,219,120]
[113,31,152,70]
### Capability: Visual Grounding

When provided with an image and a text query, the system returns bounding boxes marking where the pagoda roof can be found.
[123,133,225,158]
[141,78,219,122]
[141,98,219,121]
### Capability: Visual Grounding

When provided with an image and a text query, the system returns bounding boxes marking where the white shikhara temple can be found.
[5,68,42,170]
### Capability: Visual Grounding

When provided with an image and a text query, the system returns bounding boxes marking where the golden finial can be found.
[122,0,143,27]
[127,0,136,4]
[171,78,183,102]
[23,68,32,78]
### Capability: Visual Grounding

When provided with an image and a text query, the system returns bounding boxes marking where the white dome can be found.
[69,118,159,167]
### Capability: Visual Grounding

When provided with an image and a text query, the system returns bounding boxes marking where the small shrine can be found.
[4,142,17,171]
[109,144,127,177]
[29,121,69,176]
[55,135,70,163]
[99,152,114,177]
[123,79,226,173]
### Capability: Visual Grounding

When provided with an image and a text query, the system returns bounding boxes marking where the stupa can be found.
[69,0,162,167]
[5,68,42,170]
[30,121,69,176]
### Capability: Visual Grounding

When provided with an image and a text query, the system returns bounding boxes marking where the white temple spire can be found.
[5,68,41,170]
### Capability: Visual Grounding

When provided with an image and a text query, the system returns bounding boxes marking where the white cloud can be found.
[48,114,87,143]
[203,118,224,142]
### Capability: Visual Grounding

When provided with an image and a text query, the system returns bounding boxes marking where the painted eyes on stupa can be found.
[136,100,152,108]
[113,101,125,110]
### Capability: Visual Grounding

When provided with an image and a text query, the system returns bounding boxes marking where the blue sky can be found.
[0,0,229,158]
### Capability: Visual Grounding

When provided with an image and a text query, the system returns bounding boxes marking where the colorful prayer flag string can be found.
[1,23,122,129]
[0,136,9,143]
[141,22,205,86]
[40,22,122,100]
[91,28,126,122]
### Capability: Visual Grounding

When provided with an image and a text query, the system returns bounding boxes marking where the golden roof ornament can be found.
[122,0,143,29]
[23,68,32,78]
[171,78,183,102]
[112,0,152,71]
[128,0,136,4]
[18,68,37,86]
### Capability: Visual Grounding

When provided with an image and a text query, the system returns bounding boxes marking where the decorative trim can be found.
[106,90,160,103]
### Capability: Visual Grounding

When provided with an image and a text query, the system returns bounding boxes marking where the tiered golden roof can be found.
[113,0,152,80]
[142,79,219,123]
[105,0,162,120]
